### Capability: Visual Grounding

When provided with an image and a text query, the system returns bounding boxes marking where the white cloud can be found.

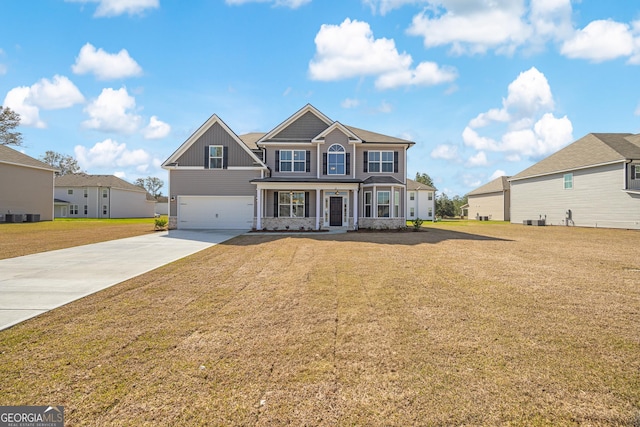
[142,115,171,139]
[225,0,310,8]
[75,138,151,170]
[489,169,506,181]
[72,43,143,80]
[3,75,84,128]
[309,18,456,89]
[407,0,531,55]
[363,0,423,15]
[430,144,459,160]
[66,0,159,17]
[341,98,360,109]
[561,20,635,62]
[463,67,573,160]
[82,87,142,134]
[114,171,127,178]
[466,151,488,167]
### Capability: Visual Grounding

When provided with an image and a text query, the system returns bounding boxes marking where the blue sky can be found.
[2,0,639,196]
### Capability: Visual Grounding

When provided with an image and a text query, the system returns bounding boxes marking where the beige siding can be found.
[176,122,256,167]
[511,162,640,229]
[468,191,509,221]
[0,163,54,221]
[110,189,155,218]
[169,169,261,216]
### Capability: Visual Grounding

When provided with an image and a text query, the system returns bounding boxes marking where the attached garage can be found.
[177,196,254,229]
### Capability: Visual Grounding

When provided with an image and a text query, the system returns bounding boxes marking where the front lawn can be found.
[0,218,157,259]
[0,224,638,425]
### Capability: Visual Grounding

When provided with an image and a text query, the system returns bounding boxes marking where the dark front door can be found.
[329,197,342,226]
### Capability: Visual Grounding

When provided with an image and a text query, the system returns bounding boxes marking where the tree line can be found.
[414,172,468,218]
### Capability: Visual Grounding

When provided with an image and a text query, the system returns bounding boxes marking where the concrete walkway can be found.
[0,230,245,331]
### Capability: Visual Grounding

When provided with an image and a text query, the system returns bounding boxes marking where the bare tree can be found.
[40,151,82,175]
[135,176,164,198]
[0,106,23,146]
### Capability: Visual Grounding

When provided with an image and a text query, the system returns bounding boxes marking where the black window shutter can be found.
[322,153,327,175]
[204,146,209,169]
[223,147,228,169]
[275,150,280,172]
[305,192,310,217]
[363,151,368,173]
[394,151,399,173]
[346,152,351,175]
[273,192,278,217]
[306,151,311,172]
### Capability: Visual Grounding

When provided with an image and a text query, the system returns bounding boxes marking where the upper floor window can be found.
[67,189,73,195]
[280,150,306,172]
[563,173,573,190]
[428,192,433,201]
[409,192,415,201]
[83,189,88,198]
[328,144,345,175]
[102,189,108,198]
[367,151,394,173]
[632,164,640,180]
[209,145,224,169]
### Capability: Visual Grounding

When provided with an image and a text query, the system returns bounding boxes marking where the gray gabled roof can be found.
[467,176,510,196]
[55,174,147,193]
[510,133,640,181]
[238,132,265,150]
[0,144,58,172]
[406,178,435,191]
[344,126,415,145]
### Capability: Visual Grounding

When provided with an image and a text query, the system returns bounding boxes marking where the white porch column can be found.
[256,187,262,230]
[390,186,395,218]
[373,185,377,218]
[315,189,321,230]
[353,187,359,229]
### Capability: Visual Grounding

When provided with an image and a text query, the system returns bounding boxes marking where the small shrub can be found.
[412,218,424,231]
[154,218,168,230]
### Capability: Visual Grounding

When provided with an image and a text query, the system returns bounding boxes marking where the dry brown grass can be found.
[0,219,155,259]
[1,222,639,426]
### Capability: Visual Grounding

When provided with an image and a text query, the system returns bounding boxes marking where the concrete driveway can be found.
[0,229,245,331]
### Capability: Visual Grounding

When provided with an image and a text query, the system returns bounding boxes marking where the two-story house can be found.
[162,104,414,230]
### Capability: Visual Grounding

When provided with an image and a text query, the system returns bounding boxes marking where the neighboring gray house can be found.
[467,176,511,221]
[406,178,435,221]
[54,174,155,218]
[509,133,640,229]
[0,144,58,221]
[162,104,414,230]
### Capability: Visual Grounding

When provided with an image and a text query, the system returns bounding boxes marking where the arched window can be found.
[328,144,345,175]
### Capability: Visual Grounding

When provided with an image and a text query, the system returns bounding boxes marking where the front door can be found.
[330,197,342,226]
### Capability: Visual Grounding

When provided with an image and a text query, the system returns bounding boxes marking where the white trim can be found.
[162,114,267,169]
[227,166,267,171]
[0,160,59,173]
[508,159,626,182]
[311,121,362,144]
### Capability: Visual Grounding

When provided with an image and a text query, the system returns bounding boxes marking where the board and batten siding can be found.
[468,191,509,221]
[169,169,261,216]
[175,122,256,167]
[510,162,640,229]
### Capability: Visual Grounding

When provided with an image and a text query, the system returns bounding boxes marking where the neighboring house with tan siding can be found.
[509,133,640,229]
[0,145,58,221]
[54,174,155,218]
[467,176,511,221]
[162,104,414,230]
[406,178,435,221]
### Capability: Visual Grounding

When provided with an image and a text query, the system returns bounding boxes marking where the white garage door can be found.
[178,196,254,229]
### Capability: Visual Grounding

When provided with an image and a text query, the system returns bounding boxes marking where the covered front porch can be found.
[252,179,361,231]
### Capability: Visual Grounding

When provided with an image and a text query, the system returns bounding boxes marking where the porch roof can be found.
[362,176,404,185]
[250,177,362,184]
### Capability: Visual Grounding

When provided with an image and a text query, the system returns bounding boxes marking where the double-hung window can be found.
[280,150,306,172]
[368,151,394,173]
[328,144,345,175]
[279,192,305,217]
[209,145,224,169]
[364,191,372,217]
[632,164,640,180]
[377,191,390,218]
[394,190,400,217]
[70,204,78,215]
[102,189,108,198]
[563,173,573,190]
